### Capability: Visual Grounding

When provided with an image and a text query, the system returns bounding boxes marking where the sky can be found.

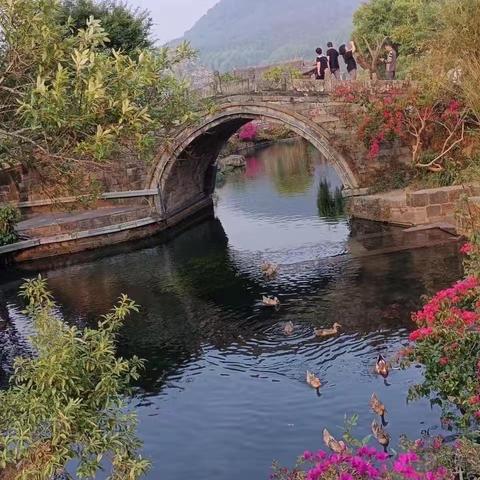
[132,0,220,44]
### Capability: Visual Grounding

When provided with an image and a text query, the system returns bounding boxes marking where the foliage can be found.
[317,181,345,218]
[0,0,196,198]
[217,72,238,84]
[333,84,470,176]
[60,0,153,52]
[262,66,303,83]
[400,241,480,429]
[352,0,440,77]
[177,0,362,72]
[271,435,455,480]
[418,0,480,124]
[0,204,20,247]
[0,276,148,479]
[238,122,258,142]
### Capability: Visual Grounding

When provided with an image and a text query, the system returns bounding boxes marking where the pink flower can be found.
[409,327,434,342]
[439,357,449,366]
[238,122,258,141]
[468,395,480,405]
[460,242,475,255]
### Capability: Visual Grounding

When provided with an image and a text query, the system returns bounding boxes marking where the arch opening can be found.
[149,105,360,216]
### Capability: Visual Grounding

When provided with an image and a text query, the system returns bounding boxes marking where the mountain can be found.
[175,0,363,72]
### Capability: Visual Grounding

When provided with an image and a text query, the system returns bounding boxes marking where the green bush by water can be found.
[0,204,20,246]
[317,181,345,219]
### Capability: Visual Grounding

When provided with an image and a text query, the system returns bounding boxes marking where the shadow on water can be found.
[0,139,464,480]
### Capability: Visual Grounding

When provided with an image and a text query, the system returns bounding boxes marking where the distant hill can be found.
[174,0,363,71]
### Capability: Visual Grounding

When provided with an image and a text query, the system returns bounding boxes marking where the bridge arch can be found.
[148,102,360,216]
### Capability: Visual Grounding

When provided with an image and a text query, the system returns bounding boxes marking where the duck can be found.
[262,262,279,278]
[370,393,387,425]
[314,323,342,337]
[306,371,322,390]
[262,296,280,307]
[284,321,294,335]
[323,428,347,454]
[371,419,390,452]
[375,354,389,378]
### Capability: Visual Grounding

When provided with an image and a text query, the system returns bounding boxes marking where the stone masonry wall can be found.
[348,185,480,227]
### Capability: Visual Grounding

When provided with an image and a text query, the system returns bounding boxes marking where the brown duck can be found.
[375,354,389,378]
[306,371,322,390]
[323,428,347,454]
[370,393,387,425]
[284,321,294,335]
[372,419,390,452]
[314,323,342,337]
[262,296,280,307]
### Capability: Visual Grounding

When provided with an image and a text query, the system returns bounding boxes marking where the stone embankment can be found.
[347,184,480,230]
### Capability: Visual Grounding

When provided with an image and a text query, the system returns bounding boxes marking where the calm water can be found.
[0,140,463,480]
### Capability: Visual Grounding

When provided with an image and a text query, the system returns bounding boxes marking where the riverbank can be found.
[2,138,478,264]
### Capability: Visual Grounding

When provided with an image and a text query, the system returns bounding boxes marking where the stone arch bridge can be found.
[149,79,409,219]
[0,79,412,261]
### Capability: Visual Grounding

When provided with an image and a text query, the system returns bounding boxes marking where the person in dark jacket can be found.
[326,42,341,80]
[339,41,358,80]
[315,47,329,80]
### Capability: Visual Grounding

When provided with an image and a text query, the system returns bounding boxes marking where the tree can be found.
[352,0,440,78]
[0,0,196,198]
[0,277,149,479]
[60,0,153,52]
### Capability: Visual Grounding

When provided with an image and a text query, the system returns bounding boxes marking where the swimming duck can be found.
[370,393,387,425]
[262,262,279,278]
[323,428,347,454]
[375,354,389,378]
[262,296,280,307]
[371,419,390,452]
[306,371,322,390]
[284,321,294,335]
[314,323,342,337]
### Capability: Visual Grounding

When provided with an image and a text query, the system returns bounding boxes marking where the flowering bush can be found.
[402,238,480,428]
[271,446,451,480]
[333,85,468,173]
[238,122,258,141]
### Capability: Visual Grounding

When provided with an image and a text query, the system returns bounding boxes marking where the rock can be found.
[217,154,246,171]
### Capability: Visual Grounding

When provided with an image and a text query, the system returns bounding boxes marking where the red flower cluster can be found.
[412,276,479,330]
[460,242,475,255]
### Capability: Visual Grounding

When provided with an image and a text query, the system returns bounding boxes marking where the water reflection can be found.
[317,180,345,218]
[0,140,464,480]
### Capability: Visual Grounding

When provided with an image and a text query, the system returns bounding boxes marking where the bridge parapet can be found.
[196,77,413,99]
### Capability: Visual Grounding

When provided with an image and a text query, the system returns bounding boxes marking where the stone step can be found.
[17,206,152,238]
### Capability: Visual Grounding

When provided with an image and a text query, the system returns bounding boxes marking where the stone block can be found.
[426,205,442,218]
[448,188,463,202]
[441,204,455,216]
[407,192,428,207]
[429,189,449,205]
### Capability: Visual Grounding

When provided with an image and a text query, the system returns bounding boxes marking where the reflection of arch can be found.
[147,103,360,216]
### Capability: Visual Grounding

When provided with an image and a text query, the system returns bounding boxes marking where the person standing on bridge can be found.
[326,42,341,80]
[315,48,329,80]
[339,41,357,80]
[382,43,397,80]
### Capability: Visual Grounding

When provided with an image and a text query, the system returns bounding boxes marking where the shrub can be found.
[0,277,149,479]
[263,66,303,82]
[0,204,20,247]
[400,238,480,429]
[238,122,258,141]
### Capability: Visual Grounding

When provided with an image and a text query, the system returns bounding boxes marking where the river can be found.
[0,139,463,479]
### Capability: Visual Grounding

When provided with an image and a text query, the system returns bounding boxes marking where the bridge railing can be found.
[195,76,414,99]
